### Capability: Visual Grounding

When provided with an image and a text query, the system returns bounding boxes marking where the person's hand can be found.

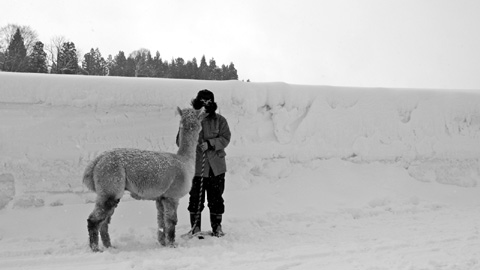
[199,142,209,152]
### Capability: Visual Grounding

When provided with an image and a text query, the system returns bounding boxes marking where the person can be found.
[178,89,231,237]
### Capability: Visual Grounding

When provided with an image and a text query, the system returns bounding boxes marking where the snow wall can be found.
[1,72,480,208]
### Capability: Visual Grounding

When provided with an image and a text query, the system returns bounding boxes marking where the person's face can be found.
[201,98,212,106]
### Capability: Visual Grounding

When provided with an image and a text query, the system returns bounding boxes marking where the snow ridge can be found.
[0,72,479,208]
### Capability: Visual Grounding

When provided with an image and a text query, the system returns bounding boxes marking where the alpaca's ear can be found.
[176,107,182,116]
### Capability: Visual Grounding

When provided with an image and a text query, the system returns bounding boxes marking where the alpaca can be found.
[83,107,205,252]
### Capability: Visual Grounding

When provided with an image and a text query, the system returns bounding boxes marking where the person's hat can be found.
[196,89,214,104]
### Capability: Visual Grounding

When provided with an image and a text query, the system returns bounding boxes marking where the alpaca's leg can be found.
[87,204,104,252]
[156,198,166,246]
[87,196,119,252]
[161,197,179,247]
[99,216,112,248]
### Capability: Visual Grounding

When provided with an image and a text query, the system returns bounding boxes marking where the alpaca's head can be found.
[177,107,206,134]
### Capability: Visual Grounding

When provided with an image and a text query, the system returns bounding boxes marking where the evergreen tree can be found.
[0,51,5,70]
[162,59,170,78]
[152,51,164,77]
[57,42,78,74]
[186,57,199,79]
[106,54,114,75]
[82,48,107,75]
[167,58,176,78]
[27,41,48,73]
[0,24,39,56]
[175,57,186,78]
[145,51,155,77]
[82,48,95,75]
[199,55,208,79]
[125,57,136,77]
[227,62,238,80]
[95,48,107,75]
[108,51,128,76]
[100,49,239,81]
[220,64,228,80]
[4,28,27,72]
[208,58,220,80]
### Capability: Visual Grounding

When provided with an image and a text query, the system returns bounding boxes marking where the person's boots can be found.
[210,214,225,237]
[190,213,201,234]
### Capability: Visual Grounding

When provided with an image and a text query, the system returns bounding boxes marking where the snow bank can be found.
[1,72,479,208]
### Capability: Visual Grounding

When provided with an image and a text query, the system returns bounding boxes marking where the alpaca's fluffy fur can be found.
[83,107,205,251]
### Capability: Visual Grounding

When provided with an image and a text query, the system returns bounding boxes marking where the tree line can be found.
[0,24,238,80]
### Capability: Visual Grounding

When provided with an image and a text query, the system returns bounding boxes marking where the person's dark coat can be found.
[196,113,231,177]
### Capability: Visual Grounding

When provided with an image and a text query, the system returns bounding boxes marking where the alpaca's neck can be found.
[177,128,199,158]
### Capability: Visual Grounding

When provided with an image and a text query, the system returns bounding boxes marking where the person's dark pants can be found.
[188,171,225,215]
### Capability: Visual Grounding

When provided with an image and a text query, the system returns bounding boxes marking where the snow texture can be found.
[0,72,479,269]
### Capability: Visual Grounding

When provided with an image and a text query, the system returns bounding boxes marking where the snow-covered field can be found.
[1,72,479,269]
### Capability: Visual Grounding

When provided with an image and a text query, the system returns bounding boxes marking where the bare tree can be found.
[45,35,66,73]
[45,36,83,73]
[129,48,151,77]
[0,24,38,55]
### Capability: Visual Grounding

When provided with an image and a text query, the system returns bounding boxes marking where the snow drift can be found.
[0,72,479,208]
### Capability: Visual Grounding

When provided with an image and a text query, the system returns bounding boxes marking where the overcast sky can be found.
[2,0,480,89]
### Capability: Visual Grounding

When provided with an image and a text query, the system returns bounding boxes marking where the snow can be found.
[1,72,480,269]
